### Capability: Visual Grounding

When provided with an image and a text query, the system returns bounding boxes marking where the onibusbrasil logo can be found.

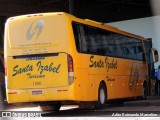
[26,20,44,40]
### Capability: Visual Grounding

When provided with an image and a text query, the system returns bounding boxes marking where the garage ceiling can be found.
[0,0,153,23]
[76,0,152,22]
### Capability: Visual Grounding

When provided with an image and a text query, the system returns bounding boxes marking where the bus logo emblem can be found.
[26,20,44,40]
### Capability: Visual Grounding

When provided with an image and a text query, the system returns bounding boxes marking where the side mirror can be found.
[151,48,159,63]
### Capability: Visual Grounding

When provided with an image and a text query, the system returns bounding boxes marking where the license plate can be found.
[32,90,42,95]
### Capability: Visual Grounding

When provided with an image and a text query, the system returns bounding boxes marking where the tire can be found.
[39,103,61,112]
[95,83,107,109]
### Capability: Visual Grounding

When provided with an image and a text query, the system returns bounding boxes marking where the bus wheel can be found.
[142,82,147,100]
[39,103,61,112]
[96,83,107,109]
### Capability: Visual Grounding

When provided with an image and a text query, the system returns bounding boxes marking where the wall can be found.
[107,16,160,68]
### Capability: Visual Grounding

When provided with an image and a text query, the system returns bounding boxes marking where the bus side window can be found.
[79,25,88,52]
[72,23,81,52]
[94,32,102,54]
[72,23,88,53]
[113,34,125,57]
[135,41,143,60]
[125,37,137,60]
[106,39,116,56]
[101,34,108,55]
[101,31,116,57]
[87,27,97,54]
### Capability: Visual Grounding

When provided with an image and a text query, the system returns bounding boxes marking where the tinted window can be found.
[72,22,143,61]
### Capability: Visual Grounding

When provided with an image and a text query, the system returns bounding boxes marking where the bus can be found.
[4,12,158,111]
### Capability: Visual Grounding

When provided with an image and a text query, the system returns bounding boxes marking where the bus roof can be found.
[7,12,144,40]
[64,12,145,40]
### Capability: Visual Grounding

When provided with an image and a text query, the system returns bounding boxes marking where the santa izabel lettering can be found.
[12,65,33,76]
[36,61,61,74]
[89,55,118,72]
[12,61,61,77]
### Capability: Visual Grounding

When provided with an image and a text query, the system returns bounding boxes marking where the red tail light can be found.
[68,55,73,72]
[67,55,74,85]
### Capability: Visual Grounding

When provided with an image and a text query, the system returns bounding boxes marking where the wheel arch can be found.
[99,80,107,89]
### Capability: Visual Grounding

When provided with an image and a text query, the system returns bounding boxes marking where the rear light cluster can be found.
[67,55,74,85]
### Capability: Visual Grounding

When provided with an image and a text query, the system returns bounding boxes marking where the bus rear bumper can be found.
[6,85,75,103]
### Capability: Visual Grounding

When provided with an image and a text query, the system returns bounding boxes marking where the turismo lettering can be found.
[89,55,118,72]
[27,73,45,79]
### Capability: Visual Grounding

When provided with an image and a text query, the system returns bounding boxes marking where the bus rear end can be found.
[4,13,75,105]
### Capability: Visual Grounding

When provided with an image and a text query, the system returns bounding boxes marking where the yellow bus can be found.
[4,12,158,111]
